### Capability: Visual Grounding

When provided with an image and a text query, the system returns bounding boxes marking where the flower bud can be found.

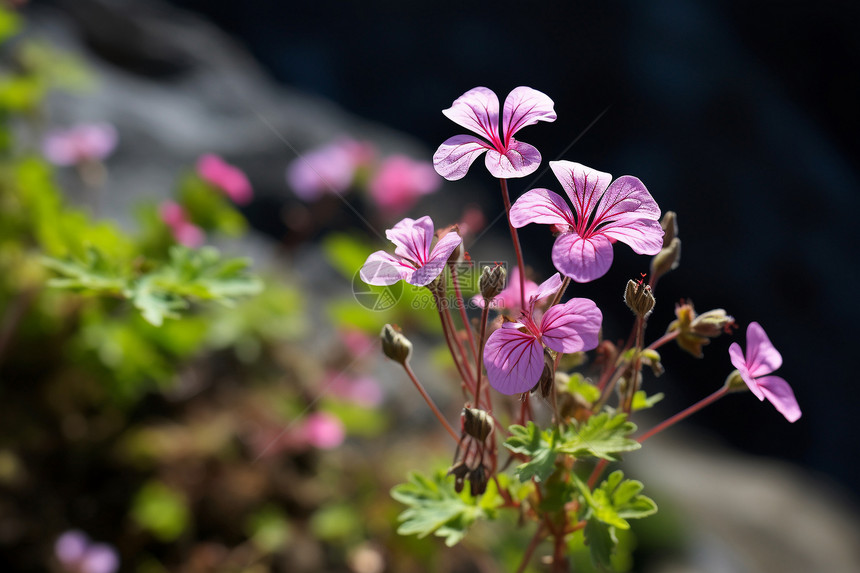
[447,461,469,493]
[691,309,735,337]
[535,349,556,398]
[624,279,655,318]
[660,211,678,245]
[380,324,412,364]
[462,407,493,441]
[650,237,681,281]
[479,265,506,302]
[723,369,748,393]
[468,465,488,496]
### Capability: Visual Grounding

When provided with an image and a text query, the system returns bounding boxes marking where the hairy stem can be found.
[499,178,527,310]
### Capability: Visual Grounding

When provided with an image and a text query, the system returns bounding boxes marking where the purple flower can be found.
[483,273,602,395]
[368,155,441,215]
[158,200,204,248]
[359,216,462,287]
[510,161,664,283]
[196,154,253,205]
[433,86,556,181]
[42,123,118,166]
[55,530,119,573]
[729,322,801,422]
[471,266,538,313]
[286,138,375,201]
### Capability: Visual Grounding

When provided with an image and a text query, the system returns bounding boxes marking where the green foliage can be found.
[44,246,262,326]
[558,372,601,404]
[131,481,191,542]
[504,422,560,483]
[574,470,657,567]
[391,471,500,547]
[631,390,664,411]
[558,412,641,461]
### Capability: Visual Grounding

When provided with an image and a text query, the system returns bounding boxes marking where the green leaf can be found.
[503,422,560,483]
[131,481,190,542]
[557,372,601,404]
[579,470,658,530]
[584,517,617,568]
[558,412,641,461]
[631,391,664,412]
[391,471,497,547]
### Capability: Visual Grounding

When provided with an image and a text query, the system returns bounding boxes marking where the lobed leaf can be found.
[558,412,641,460]
[504,422,560,483]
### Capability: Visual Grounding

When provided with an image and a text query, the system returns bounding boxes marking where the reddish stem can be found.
[475,304,490,409]
[402,361,460,443]
[449,264,479,371]
[637,386,728,443]
[516,523,546,573]
[499,178,527,310]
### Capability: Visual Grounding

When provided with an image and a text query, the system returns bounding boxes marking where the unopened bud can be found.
[447,461,469,493]
[660,211,678,245]
[691,309,735,337]
[724,369,748,393]
[535,349,556,398]
[479,265,506,302]
[444,225,465,264]
[624,279,656,318]
[650,237,681,281]
[469,465,488,496]
[380,324,412,364]
[462,408,493,441]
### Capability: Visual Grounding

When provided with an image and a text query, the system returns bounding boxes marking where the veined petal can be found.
[483,328,543,395]
[552,232,614,283]
[407,231,463,286]
[485,139,541,179]
[729,342,765,400]
[509,188,574,228]
[594,175,661,223]
[502,86,556,145]
[549,161,612,222]
[540,297,602,354]
[386,216,434,265]
[744,322,783,377]
[602,218,664,255]
[433,135,490,181]
[756,375,801,422]
[359,251,416,285]
[441,87,501,147]
[531,273,564,304]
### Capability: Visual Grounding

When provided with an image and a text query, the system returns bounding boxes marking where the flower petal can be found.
[531,273,564,304]
[407,231,462,287]
[744,322,783,378]
[509,188,574,228]
[551,232,614,283]
[502,86,557,144]
[441,87,501,146]
[602,217,664,255]
[729,342,765,400]
[483,327,543,395]
[540,297,602,354]
[549,161,612,221]
[484,139,541,179]
[433,135,490,181]
[385,216,434,265]
[359,251,416,285]
[756,375,801,422]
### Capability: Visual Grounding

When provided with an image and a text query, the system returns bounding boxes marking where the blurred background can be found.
[2,0,859,571]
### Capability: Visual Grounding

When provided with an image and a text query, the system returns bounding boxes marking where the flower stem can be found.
[637,386,728,443]
[646,329,679,351]
[549,276,571,308]
[475,305,490,409]
[402,361,459,443]
[499,178,527,310]
[516,523,546,573]
[449,264,479,370]
[434,292,475,395]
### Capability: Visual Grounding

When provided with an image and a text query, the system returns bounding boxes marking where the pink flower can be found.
[42,123,118,166]
[301,412,346,449]
[510,161,664,283]
[196,154,253,204]
[327,372,385,407]
[55,530,119,573]
[471,266,538,313]
[286,138,375,201]
[159,200,204,248]
[483,273,602,395]
[368,155,441,214]
[359,216,462,287]
[729,322,801,422]
[433,86,556,180]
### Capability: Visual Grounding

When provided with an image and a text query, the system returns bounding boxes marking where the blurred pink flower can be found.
[287,138,375,201]
[159,200,204,248]
[458,204,486,235]
[55,530,119,573]
[327,371,385,407]
[433,86,556,180]
[196,154,253,204]
[42,123,118,166]
[368,155,440,214]
[301,412,346,449]
[338,328,376,358]
[729,322,801,422]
